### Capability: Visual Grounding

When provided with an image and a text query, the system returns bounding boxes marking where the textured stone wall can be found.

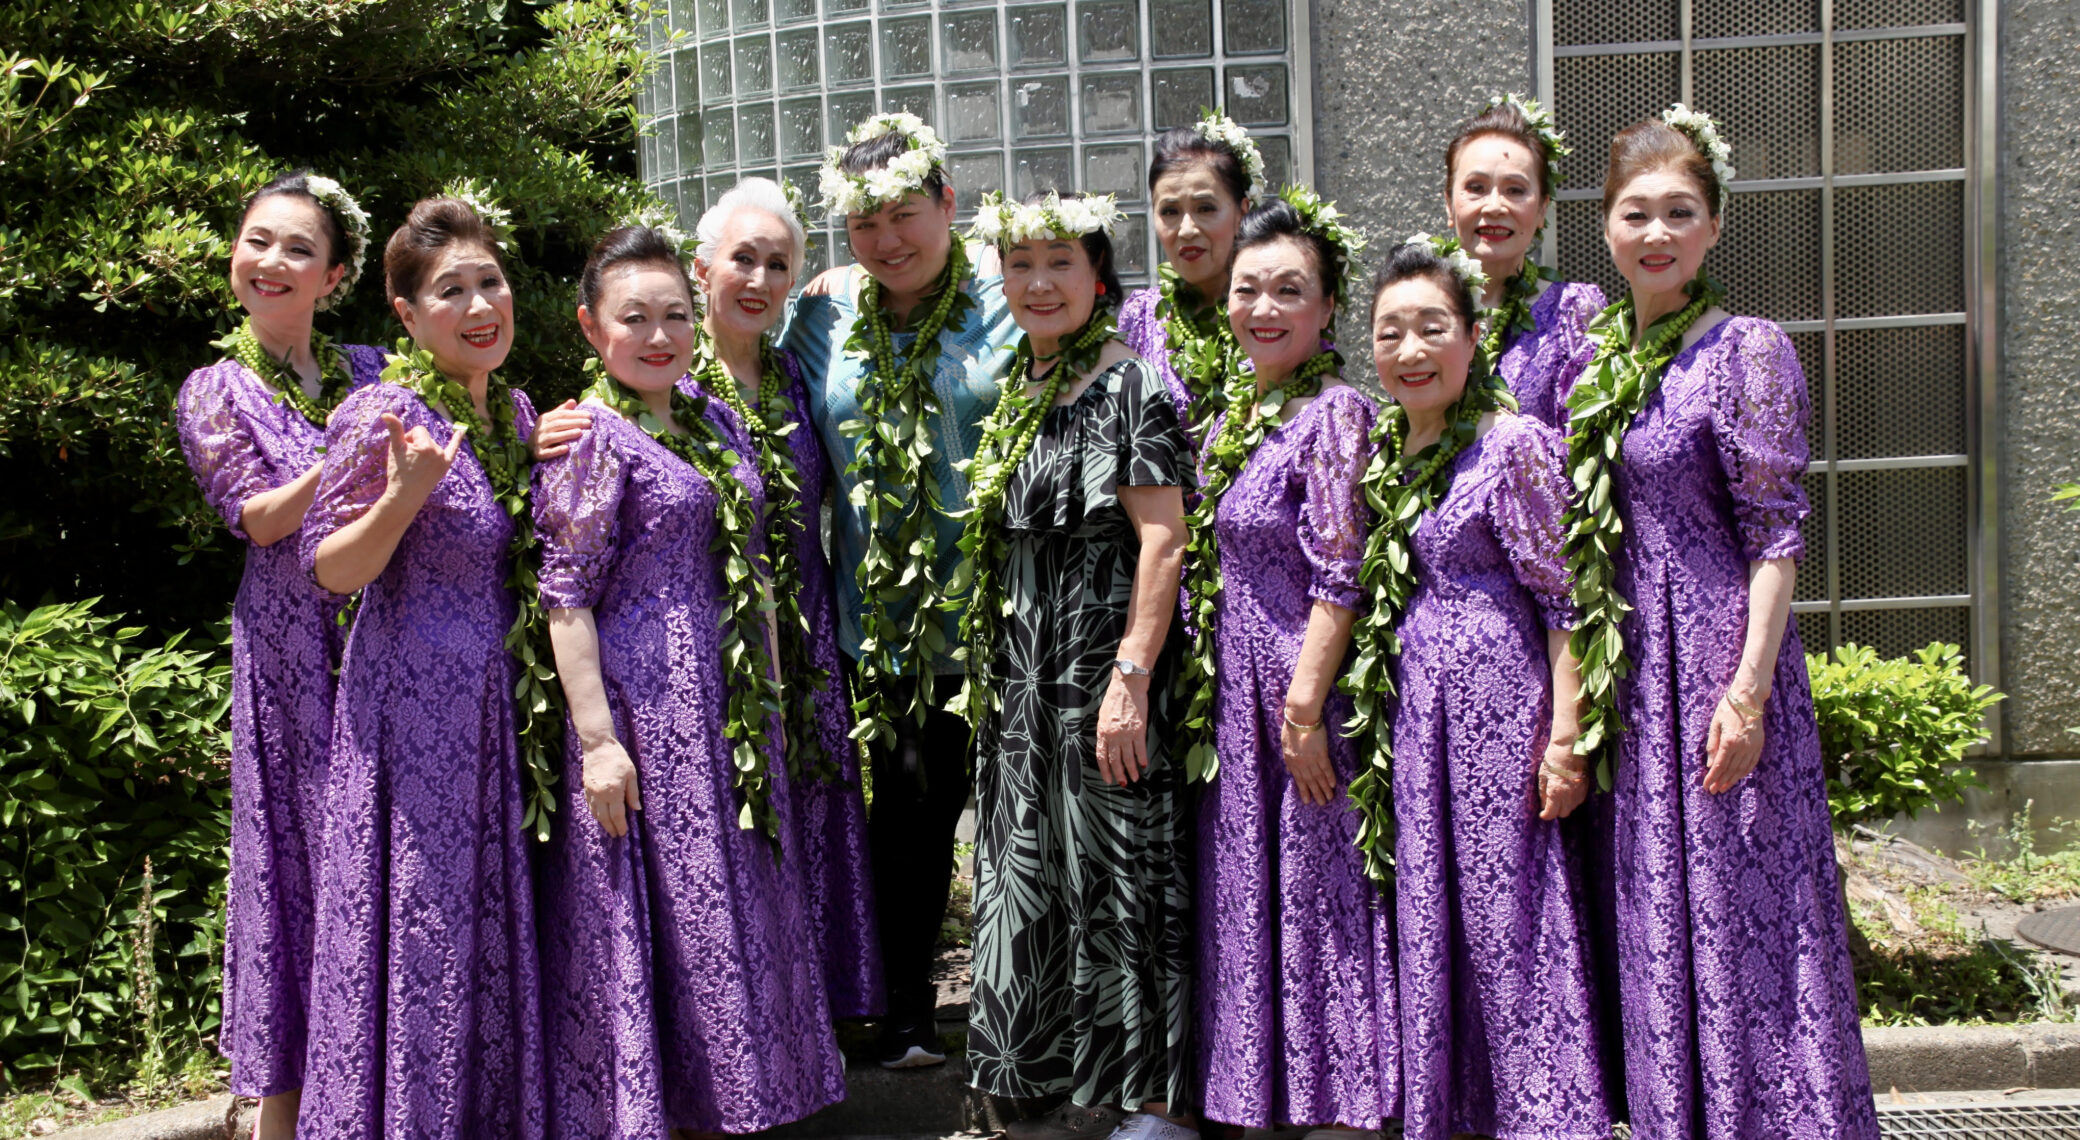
[1997,1,2080,758]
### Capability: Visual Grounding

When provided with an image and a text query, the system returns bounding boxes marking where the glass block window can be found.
[634,0,1310,285]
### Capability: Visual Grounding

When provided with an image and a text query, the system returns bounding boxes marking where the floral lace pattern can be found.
[1497,280,1605,433]
[1118,286,1198,435]
[1195,385,1401,1130]
[1390,413,1611,1140]
[530,393,847,1135]
[295,382,547,1139]
[174,346,382,1097]
[1595,317,1877,1140]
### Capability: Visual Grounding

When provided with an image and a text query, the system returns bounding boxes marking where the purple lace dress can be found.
[773,360,884,1019]
[1118,287,1201,430]
[531,389,845,1138]
[296,382,546,1139]
[1196,384,1400,1130]
[1498,281,1605,433]
[1390,413,1610,1140]
[174,346,382,1098]
[1599,317,1876,1140]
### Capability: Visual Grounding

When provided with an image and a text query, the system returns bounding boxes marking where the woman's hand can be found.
[800,266,848,297]
[1536,742,1589,820]
[1095,671,1150,786]
[531,398,594,461]
[383,412,465,503]
[1703,688,1767,793]
[583,738,643,838]
[1280,703,1338,806]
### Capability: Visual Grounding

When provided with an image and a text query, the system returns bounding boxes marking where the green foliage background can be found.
[1811,642,2003,829]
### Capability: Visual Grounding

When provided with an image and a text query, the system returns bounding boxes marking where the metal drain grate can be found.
[1877,1100,2080,1138]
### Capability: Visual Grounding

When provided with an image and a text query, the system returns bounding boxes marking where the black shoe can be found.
[1004,1102,1127,1140]
[875,1019,946,1069]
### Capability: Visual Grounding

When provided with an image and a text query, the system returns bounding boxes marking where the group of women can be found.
[174,92,1873,1140]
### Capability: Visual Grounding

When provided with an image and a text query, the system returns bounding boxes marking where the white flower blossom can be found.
[1662,104,1737,197]
[817,117,947,215]
[1192,110,1269,201]
[965,191,1122,248]
[295,173,371,309]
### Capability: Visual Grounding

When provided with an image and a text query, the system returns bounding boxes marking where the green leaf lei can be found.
[578,366,786,840]
[1176,349,1343,783]
[946,308,1119,728]
[1155,262,1240,443]
[381,341,563,840]
[1478,258,1546,373]
[217,318,355,426]
[838,233,980,746]
[1562,270,1726,789]
[687,336,838,786]
[1339,362,1516,886]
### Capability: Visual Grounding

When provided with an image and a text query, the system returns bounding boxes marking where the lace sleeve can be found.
[1297,387,1379,611]
[532,405,626,611]
[1550,282,1606,423]
[1708,320,1811,562]
[1486,416,1580,630]
[175,365,270,541]
[299,384,410,595]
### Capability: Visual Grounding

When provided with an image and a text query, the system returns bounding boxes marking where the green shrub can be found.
[0,598,231,1088]
[1811,641,2003,830]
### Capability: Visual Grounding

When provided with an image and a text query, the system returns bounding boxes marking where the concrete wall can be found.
[1996,0,2080,760]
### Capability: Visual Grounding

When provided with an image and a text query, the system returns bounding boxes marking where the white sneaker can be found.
[1106,1114,1200,1140]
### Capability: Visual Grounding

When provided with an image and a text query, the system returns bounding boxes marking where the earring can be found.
[1094,282,1106,295]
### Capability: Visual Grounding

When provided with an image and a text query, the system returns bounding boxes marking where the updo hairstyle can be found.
[838,131,950,200]
[694,177,807,270]
[1147,126,1252,206]
[1602,118,1723,217]
[1443,101,1554,200]
[383,197,506,303]
[241,169,349,269]
[577,225,694,313]
[1368,242,1480,336]
[1232,198,1352,310]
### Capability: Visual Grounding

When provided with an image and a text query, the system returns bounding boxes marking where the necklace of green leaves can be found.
[579,364,786,842]
[688,334,837,785]
[1175,348,1344,784]
[947,307,1119,728]
[1155,262,1238,441]
[219,317,355,425]
[1477,258,1546,374]
[1339,364,1516,886]
[840,233,980,747]
[1561,270,1726,790]
[384,342,563,840]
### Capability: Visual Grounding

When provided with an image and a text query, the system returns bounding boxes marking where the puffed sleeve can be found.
[1547,282,1607,427]
[340,344,387,389]
[1485,416,1580,630]
[175,365,276,542]
[533,403,627,610]
[1297,386,1379,611]
[1117,360,1191,489]
[1708,319,1811,562]
[299,384,412,595]
[510,386,539,447]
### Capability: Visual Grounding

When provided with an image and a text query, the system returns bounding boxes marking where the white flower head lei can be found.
[1193,108,1268,202]
[1483,92,1570,195]
[817,112,948,217]
[441,176,518,252]
[779,178,819,250]
[1660,103,1736,209]
[1281,185,1367,311]
[292,175,371,311]
[966,190,1124,248]
[619,200,696,262]
[1406,231,1491,305]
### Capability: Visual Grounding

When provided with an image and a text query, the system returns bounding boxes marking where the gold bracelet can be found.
[1282,707,1323,733]
[1540,758,1586,782]
[1724,693,1765,721]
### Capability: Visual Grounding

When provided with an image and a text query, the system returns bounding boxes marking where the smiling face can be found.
[1371,275,1475,417]
[1228,236,1335,382]
[229,194,346,320]
[1002,237,1100,347]
[579,261,698,394]
[1448,132,1547,272]
[696,207,798,343]
[1153,161,1247,298]
[392,241,514,379]
[1603,165,1722,299]
[843,186,957,298]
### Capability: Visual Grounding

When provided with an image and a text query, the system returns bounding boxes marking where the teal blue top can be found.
[781,262,1018,672]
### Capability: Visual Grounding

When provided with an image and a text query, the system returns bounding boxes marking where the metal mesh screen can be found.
[1842,607,1970,670]
[1552,53,1680,190]
[1840,467,1967,599]
[1796,469,1827,603]
[1837,325,1967,459]
[1693,0,1818,39]
[1692,45,1822,180]
[1834,0,1963,32]
[1712,189,1823,319]
[1876,1100,2080,1137]
[1555,2,1677,48]
[1835,36,1965,174]
[1835,182,1965,318]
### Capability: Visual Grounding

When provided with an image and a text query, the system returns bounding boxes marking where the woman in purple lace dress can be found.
[691,181,881,1020]
[1591,118,1876,1139]
[297,198,553,1139]
[175,171,381,1139]
[1368,244,1609,1140]
[1194,199,1398,1137]
[533,220,844,1138]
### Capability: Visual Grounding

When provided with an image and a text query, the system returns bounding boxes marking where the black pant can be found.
[861,670,975,1027]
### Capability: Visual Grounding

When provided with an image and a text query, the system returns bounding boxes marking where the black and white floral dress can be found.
[966,357,1196,1107]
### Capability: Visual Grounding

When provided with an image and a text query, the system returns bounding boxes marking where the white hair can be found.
[694,177,807,275]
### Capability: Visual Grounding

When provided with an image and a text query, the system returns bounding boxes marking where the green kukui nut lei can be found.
[1479,257,1546,372]
[1155,262,1241,443]
[1340,356,1516,886]
[688,335,838,785]
[217,318,356,425]
[1176,349,1343,783]
[840,232,980,745]
[579,365,788,841]
[382,341,563,839]
[1562,270,1725,790]
[947,307,1120,729]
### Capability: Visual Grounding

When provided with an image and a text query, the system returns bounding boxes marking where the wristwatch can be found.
[1111,658,1151,678]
